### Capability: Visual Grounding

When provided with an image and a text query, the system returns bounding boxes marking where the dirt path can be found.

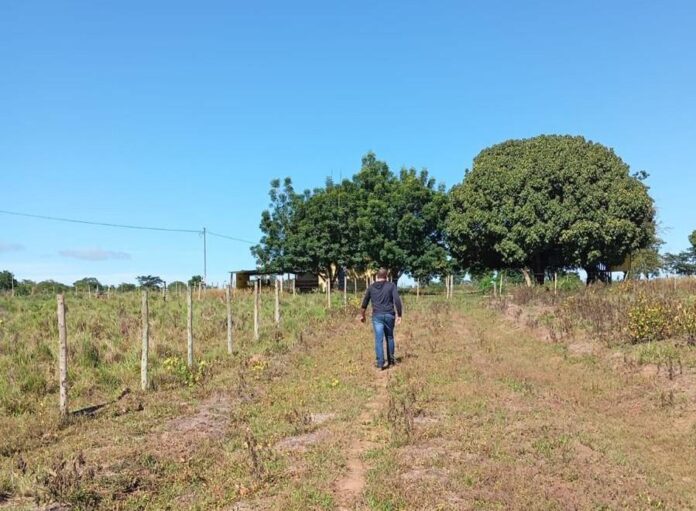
[333,369,389,510]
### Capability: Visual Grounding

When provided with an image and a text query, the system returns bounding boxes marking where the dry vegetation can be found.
[499,278,696,375]
[2,284,696,510]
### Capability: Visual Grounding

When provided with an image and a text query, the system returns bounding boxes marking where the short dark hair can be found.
[377,268,388,279]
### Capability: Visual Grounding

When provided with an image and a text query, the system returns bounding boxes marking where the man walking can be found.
[360,268,403,370]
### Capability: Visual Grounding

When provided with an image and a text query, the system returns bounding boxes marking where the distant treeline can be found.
[0,273,205,296]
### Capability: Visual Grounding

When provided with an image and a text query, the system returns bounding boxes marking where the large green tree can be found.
[251,177,306,273]
[447,135,656,284]
[253,154,450,283]
[393,167,450,282]
[352,153,450,280]
[285,178,360,283]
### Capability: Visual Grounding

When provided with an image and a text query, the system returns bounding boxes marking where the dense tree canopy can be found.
[353,154,450,280]
[286,178,359,281]
[251,153,449,282]
[251,178,306,273]
[446,135,656,283]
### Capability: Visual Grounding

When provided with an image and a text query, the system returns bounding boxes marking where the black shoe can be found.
[388,358,396,367]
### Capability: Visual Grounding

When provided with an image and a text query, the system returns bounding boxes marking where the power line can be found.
[0,208,255,243]
[0,208,200,234]
[207,230,255,245]
[0,208,256,282]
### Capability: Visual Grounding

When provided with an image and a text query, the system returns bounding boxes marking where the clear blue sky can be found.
[2,1,695,285]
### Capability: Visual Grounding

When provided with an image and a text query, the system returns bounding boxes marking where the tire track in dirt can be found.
[334,368,390,510]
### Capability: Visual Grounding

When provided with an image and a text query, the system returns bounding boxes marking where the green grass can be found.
[0,289,341,416]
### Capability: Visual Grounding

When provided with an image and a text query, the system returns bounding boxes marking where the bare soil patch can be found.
[274,429,330,452]
[158,393,233,455]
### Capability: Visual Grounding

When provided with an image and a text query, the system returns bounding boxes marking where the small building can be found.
[295,272,320,292]
[230,269,321,292]
[318,267,377,293]
[230,267,378,293]
[230,270,276,290]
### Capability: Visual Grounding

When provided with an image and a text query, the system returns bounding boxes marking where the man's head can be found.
[376,268,389,280]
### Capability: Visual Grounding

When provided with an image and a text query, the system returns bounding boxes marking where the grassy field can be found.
[2,284,696,509]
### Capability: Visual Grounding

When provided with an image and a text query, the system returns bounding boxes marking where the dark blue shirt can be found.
[361,280,403,317]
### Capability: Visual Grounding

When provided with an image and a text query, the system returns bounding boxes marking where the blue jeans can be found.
[372,313,395,367]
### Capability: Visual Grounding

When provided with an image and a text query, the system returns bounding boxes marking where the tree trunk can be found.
[521,268,533,288]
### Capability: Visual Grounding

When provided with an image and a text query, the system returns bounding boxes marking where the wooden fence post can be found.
[226,285,233,354]
[416,280,420,299]
[254,280,260,340]
[274,277,280,325]
[187,286,194,367]
[343,274,347,306]
[57,294,68,418]
[554,272,558,296]
[327,277,331,308]
[141,290,149,391]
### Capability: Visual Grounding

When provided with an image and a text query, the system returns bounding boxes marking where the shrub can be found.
[626,296,673,344]
[675,301,696,345]
[162,357,211,387]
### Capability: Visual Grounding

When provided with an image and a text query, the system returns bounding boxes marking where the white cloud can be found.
[58,248,131,261]
[0,242,24,253]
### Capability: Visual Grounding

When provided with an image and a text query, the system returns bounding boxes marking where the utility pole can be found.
[202,227,207,283]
